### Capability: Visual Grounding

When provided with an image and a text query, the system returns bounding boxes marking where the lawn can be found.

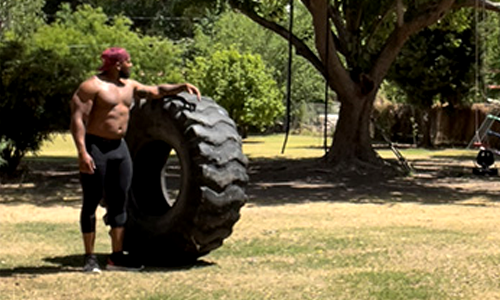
[1,133,499,300]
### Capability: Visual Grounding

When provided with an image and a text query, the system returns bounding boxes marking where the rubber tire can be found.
[123,93,248,266]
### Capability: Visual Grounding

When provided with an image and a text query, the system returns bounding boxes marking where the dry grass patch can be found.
[3,201,500,299]
[1,204,80,224]
[2,134,500,299]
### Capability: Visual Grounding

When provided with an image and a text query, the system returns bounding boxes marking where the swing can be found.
[281,0,330,155]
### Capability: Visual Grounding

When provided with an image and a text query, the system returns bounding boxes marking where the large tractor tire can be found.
[123,93,248,266]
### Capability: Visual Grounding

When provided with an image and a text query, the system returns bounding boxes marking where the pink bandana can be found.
[98,47,130,72]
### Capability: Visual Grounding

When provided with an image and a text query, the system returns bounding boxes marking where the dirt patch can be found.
[1,154,499,206]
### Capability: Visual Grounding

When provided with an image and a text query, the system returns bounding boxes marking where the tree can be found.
[42,0,221,40]
[187,48,284,136]
[35,4,185,84]
[387,10,478,147]
[482,11,500,98]
[0,4,186,174]
[193,8,325,130]
[0,0,45,39]
[0,41,79,174]
[212,0,500,172]
[0,0,47,171]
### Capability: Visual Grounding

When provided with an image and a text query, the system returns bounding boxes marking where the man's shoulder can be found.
[80,75,100,88]
[77,76,103,95]
[124,78,141,88]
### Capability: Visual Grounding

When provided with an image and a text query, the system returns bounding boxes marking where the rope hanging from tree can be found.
[281,1,331,154]
[323,8,330,155]
[281,0,294,154]
[472,0,487,143]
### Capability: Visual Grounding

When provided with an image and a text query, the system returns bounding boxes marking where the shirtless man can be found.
[70,47,200,273]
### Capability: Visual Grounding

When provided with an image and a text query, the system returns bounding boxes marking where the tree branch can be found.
[229,2,327,77]
[364,1,398,53]
[452,0,500,11]
[328,4,349,55]
[303,0,354,98]
[397,0,404,26]
[370,0,457,86]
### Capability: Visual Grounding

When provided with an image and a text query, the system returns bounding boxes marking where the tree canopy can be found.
[389,10,477,109]
[192,7,326,128]
[0,3,287,173]
[0,4,185,173]
[0,0,46,39]
[42,0,221,39]
[3,0,500,175]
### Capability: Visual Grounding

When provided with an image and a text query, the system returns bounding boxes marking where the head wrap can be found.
[98,47,130,72]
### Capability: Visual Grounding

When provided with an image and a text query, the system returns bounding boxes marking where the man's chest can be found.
[96,84,134,109]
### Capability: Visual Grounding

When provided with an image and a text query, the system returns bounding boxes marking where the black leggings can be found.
[80,134,132,233]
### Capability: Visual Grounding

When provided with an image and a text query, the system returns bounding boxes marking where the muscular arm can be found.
[131,81,201,101]
[70,80,96,174]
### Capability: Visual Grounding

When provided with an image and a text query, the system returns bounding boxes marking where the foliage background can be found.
[0,2,285,173]
[2,1,500,172]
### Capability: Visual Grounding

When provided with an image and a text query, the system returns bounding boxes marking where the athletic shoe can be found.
[83,254,101,273]
[106,252,144,272]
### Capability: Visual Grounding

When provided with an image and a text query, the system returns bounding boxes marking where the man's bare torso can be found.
[85,75,134,140]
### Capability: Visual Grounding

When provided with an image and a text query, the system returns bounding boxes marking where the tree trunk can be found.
[326,91,384,171]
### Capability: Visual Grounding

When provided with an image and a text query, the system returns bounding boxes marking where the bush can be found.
[0,41,78,174]
[188,48,284,135]
[0,4,186,174]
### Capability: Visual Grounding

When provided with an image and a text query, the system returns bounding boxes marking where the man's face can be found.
[119,58,133,79]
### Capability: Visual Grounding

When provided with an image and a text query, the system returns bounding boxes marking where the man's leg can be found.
[110,227,124,253]
[80,170,104,256]
[105,140,131,255]
[83,232,96,254]
[105,209,143,271]
[104,141,142,271]
[106,225,143,271]
[80,211,101,273]
[79,144,105,273]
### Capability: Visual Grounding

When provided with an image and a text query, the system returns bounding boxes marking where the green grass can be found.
[33,132,477,161]
[29,133,78,157]
[242,134,332,159]
[339,270,446,300]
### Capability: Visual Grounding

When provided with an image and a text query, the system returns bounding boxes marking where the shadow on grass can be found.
[0,254,215,277]
[0,156,81,207]
[2,154,500,208]
[0,265,77,277]
[247,156,500,206]
[242,140,264,145]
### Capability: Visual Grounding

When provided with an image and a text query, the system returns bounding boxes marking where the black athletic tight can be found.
[79,134,132,233]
